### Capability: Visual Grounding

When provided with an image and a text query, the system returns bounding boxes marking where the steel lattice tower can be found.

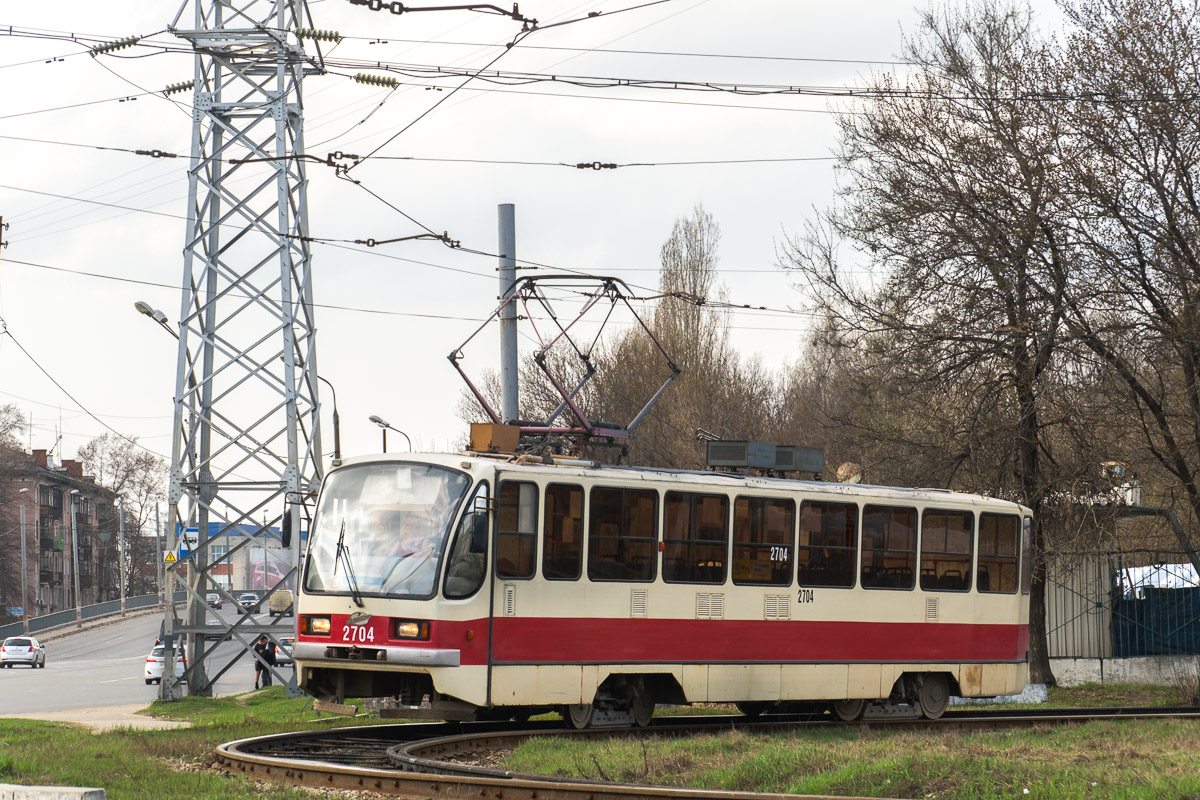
[161,0,323,699]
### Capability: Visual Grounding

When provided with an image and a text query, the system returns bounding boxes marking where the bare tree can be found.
[0,406,28,615]
[1055,0,1200,574]
[76,434,166,598]
[781,2,1080,683]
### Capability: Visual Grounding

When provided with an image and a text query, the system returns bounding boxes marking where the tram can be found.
[294,451,1031,726]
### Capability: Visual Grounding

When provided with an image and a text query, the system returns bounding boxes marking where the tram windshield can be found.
[304,463,472,598]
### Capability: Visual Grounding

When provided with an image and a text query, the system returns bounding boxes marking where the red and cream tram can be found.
[295,452,1031,726]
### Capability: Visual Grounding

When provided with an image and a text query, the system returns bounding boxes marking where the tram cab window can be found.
[978,513,1020,594]
[543,484,583,581]
[497,481,538,579]
[861,505,917,590]
[663,491,728,584]
[798,501,857,588]
[444,482,490,599]
[588,487,658,582]
[732,497,794,586]
[919,509,973,592]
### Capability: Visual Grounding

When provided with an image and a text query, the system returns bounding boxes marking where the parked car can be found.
[268,589,293,617]
[144,645,186,685]
[1,636,46,668]
[206,592,222,609]
[237,592,259,610]
[275,635,295,666]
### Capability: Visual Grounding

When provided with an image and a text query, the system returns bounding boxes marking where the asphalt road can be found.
[0,609,295,714]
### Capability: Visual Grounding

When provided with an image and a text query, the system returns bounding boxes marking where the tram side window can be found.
[978,513,1020,594]
[920,509,973,592]
[543,484,584,580]
[798,501,857,588]
[861,505,917,589]
[497,481,538,579]
[1020,517,1033,595]
[663,492,728,584]
[732,497,794,585]
[587,487,658,582]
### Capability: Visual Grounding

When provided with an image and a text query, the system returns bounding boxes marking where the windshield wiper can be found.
[332,519,365,608]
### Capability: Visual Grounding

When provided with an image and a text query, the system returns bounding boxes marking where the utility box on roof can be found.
[470,423,520,454]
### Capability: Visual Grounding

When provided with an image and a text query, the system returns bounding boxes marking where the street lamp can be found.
[18,487,29,634]
[317,374,341,465]
[134,300,177,339]
[69,489,82,629]
[369,415,411,453]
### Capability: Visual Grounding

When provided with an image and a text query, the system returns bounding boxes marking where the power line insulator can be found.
[91,36,140,56]
[354,72,399,89]
[297,28,343,43]
[163,81,195,96]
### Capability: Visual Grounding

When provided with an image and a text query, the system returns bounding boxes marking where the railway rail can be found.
[217,707,1200,799]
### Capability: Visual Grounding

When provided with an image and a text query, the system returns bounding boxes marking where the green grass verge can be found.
[0,688,392,800]
[0,683,1190,799]
[506,720,1200,798]
[503,684,1200,799]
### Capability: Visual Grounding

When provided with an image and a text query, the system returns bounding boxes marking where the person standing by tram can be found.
[254,634,277,689]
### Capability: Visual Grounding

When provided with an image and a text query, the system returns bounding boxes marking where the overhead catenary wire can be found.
[0,319,171,461]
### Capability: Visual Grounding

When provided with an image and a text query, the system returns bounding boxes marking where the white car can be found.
[144,645,186,685]
[1,636,46,668]
[275,635,295,666]
[237,593,259,610]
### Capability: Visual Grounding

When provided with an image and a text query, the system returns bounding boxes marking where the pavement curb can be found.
[0,784,104,799]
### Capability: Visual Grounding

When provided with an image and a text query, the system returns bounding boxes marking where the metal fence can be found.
[0,593,163,640]
[1047,551,1200,659]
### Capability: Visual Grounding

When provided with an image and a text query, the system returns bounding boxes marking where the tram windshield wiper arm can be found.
[333,519,365,608]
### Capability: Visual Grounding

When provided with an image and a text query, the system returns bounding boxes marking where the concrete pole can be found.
[498,203,519,424]
[155,503,163,605]
[19,494,28,634]
[70,492,82,628]
[118,501,126,618]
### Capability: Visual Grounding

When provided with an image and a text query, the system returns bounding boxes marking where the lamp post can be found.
[69,489,82,629]
[317,374,341,464]
[117,497,127,618]
[19,487,29,634]
[369,415,411,454]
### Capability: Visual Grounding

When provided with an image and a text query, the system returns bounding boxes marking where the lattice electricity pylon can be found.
[159,0,327,700]
[450,275,680,455]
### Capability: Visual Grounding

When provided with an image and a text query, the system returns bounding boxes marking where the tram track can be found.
[216,707,1200,799]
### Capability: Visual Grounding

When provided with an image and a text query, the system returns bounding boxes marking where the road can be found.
[0,609,295,714]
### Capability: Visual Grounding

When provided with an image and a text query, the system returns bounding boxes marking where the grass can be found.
[0,687,391,800]
[0,683,1192,799]
[506,721,1200,798]
[502,684,1200,799]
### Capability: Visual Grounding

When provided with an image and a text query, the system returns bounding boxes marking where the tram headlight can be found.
[301,615,331,635]
[393,619,430,640]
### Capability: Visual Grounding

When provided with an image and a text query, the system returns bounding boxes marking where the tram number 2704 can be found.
[797,588,814,604]
[342,624,376,643]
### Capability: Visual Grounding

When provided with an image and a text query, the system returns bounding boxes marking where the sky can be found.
[0,0,1065,477]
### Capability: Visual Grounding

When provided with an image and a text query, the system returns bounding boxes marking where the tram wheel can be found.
[631,688,655,727]
[917,674,949,720]
[830,698,866,721]
[565,703,594,729]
